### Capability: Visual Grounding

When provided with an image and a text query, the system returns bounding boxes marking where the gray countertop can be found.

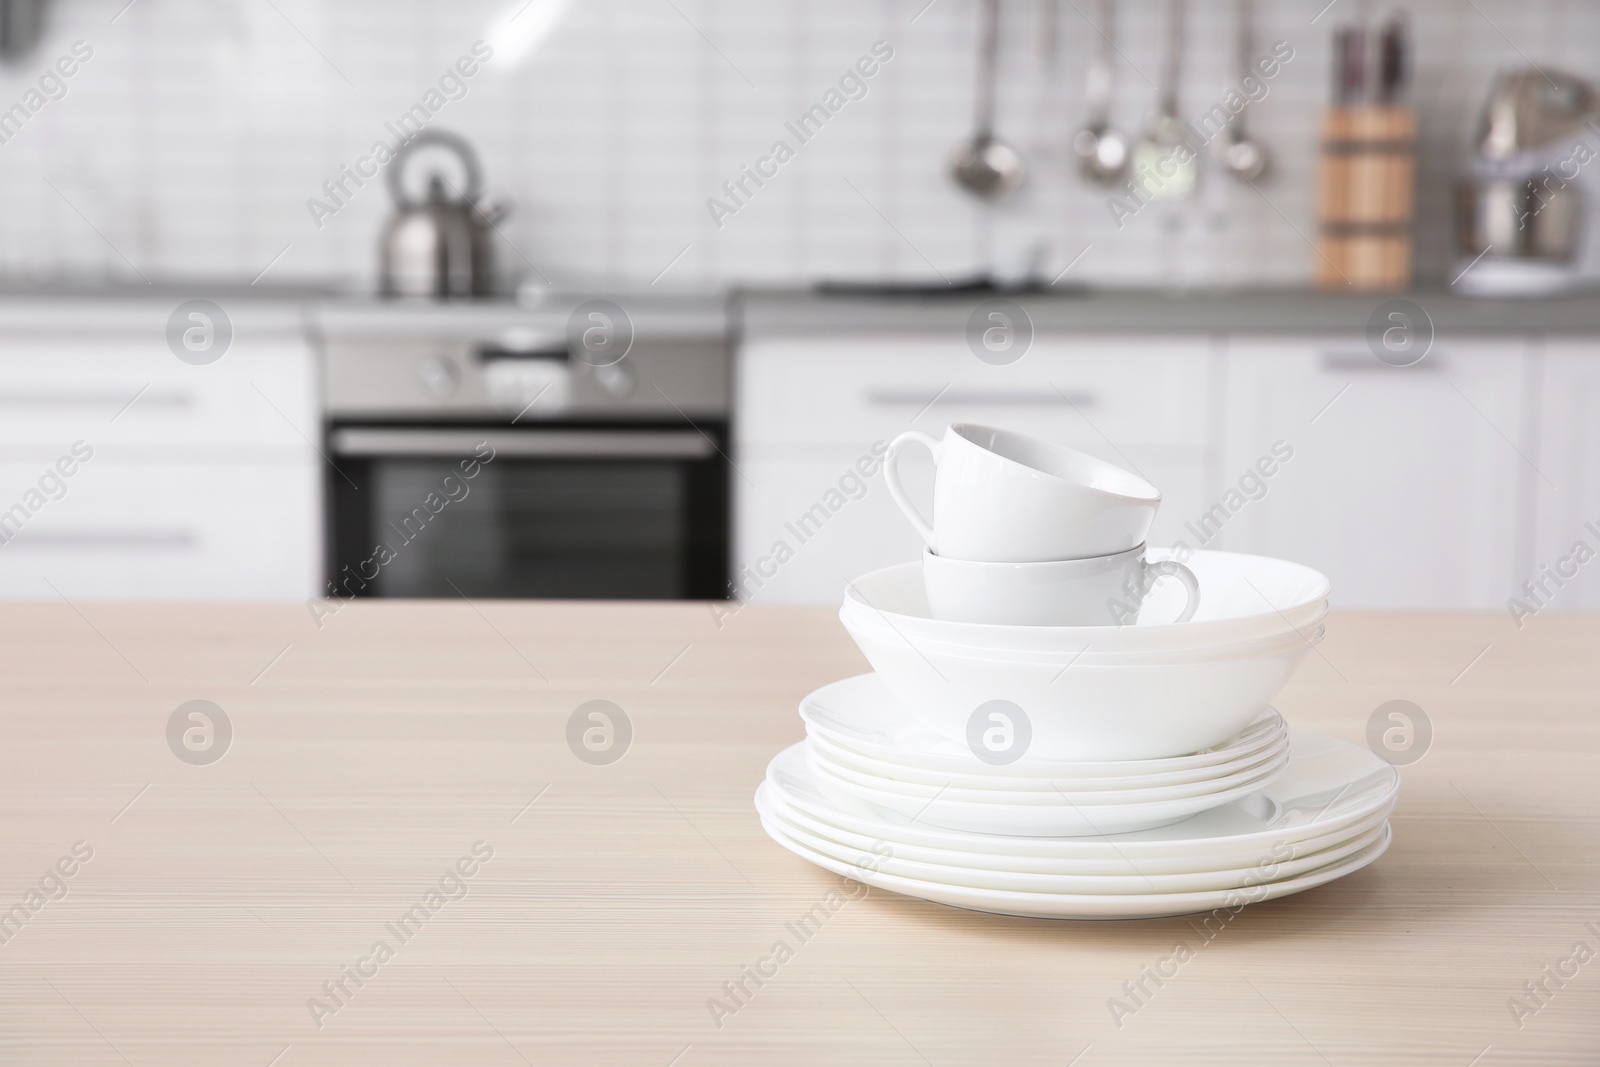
[5,284,1600,338]
[735,287,1600,336]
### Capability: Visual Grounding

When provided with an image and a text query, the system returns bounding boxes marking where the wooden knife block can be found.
[1316,107,1416,290]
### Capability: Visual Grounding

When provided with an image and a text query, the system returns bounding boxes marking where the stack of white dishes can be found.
[755,723,1398,919]
[841,549,1330,761]
[756,423,1397,919]
[800,676,1292,836]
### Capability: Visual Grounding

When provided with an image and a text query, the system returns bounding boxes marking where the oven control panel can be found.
[316,297,728,420]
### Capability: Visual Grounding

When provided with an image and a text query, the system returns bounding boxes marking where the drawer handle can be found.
[2,528,197,549]
[865,387,1096,407]
[1319,352,1440,372]
[0,389,194,409]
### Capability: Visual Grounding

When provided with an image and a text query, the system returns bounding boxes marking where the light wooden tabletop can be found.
[0,601,1595,1065]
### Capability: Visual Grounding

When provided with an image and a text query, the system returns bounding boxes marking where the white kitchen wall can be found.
[0,0,1595,292]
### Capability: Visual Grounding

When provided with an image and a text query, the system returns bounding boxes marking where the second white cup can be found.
[922,545,1201,627]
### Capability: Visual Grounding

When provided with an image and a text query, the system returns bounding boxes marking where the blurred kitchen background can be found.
[1,0,1599,616]
[3,0,1596,287]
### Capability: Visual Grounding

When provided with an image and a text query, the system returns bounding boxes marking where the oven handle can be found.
[330,428,717,459]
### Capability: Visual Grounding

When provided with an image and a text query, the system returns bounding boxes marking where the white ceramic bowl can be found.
[841,620,1321,761]
[842,549,1330,658]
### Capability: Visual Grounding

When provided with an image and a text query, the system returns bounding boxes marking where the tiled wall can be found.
[0,0,1597,292]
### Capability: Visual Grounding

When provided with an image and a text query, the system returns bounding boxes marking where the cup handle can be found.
[883,430,942,551]
[1143,560,1201,623]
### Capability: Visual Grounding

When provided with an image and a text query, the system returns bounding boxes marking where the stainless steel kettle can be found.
[0,0,47,61]
[379,130,506,299]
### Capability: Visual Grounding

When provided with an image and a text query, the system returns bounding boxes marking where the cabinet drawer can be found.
[738,335,1210,450]
[0,334,316,450]
[0,459,319,600]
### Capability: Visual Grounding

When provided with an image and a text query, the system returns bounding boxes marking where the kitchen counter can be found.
[739,287,1600,337]
[8,285,1600,340]
[1,601,1595,1063]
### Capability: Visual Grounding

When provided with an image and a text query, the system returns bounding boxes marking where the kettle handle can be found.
[387,129,485,207]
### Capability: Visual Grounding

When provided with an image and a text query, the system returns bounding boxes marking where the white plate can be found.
[806,745,1289,836]
[763,728,1399,859]
[807,735,1289,807]
[760,779,1397,877]
[763,817,1391,919]
[801,675,1286,782]
[759,791,1390,894]
[806,726,1290,794]
[806,729,1290,799]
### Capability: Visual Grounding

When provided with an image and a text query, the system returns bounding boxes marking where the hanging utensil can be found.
[1130,0,1197,200]
[1037,0,1057,66]
[1221,0,1269,182]
[1072,0,1130,185]
[951,0,1026,201]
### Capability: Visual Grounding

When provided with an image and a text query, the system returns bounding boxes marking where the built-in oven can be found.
[318,298,730,599]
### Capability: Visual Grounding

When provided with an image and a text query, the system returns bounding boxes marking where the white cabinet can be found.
[1216,336,1531,610]
[0,459,319,600]
[0,335,316,450]
[1529,341,1600,613]
[736,332,1215,603]
[0,318,320,601]
[736,325,1546,611]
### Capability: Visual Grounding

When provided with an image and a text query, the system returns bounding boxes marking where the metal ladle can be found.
[1221,0,1269,182]
[1072,0,1130,185]
[951,0,1025,201]
[1130,0,1197,201]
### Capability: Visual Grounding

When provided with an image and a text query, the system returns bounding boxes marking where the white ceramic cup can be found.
[921,545,1200,626]
[884,423,1160,562]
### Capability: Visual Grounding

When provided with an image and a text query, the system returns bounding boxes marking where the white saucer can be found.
[762,816,1391,919]
[762,728,1398,860]
[806,729,1291,799]
[800,674,1286,782]
[805,742,1289,837]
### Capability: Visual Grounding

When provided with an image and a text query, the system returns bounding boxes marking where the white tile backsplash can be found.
[1,0,1596,291]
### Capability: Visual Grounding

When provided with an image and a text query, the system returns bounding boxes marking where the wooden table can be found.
[0,601,1596,1065]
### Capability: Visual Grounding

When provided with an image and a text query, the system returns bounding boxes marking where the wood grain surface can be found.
[0,600,1595,1065]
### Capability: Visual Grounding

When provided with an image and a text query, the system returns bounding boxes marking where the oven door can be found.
[327,425,729,599]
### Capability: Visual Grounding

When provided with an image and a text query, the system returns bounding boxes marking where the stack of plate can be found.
[755,551,1399,919]
[758,681,1397,919]
[801,676,1292,837]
